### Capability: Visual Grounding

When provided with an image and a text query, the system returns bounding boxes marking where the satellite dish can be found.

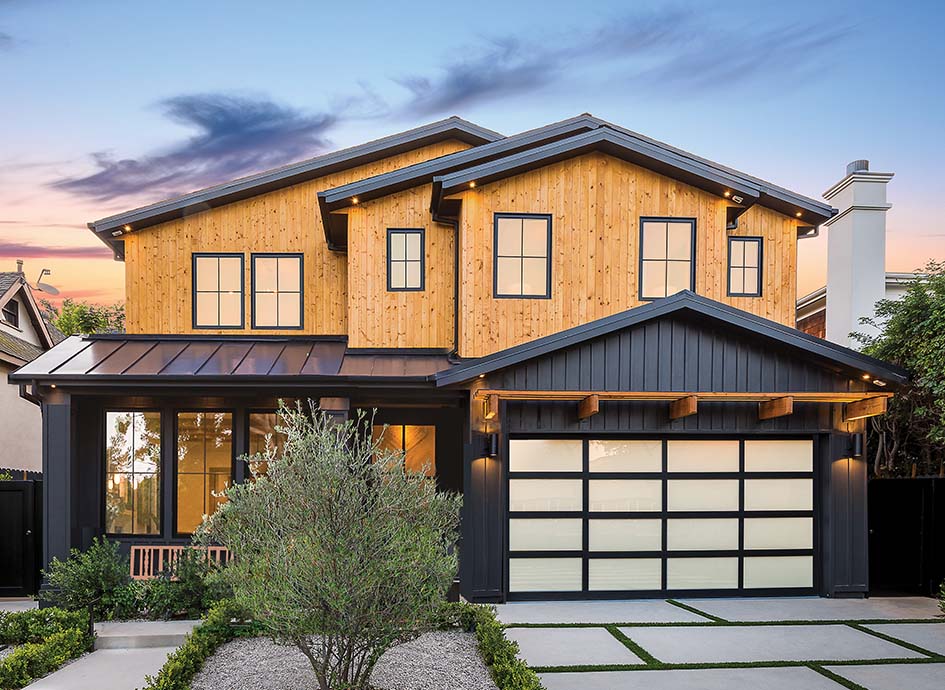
[35,269,59,295]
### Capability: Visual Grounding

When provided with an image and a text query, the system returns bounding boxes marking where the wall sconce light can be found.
[848,433,863,458]
[482,432,498,458]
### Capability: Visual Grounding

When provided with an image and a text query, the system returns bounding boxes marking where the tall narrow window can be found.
[105,411,161,535]
[1,298,18,328]
[639,218,695,300]
[494,214,551,298]
[252,254,303,328]
[728,237,763,297]
[387,229,424,291]
[176,412,232,534]
[193,254,243,328]
[247,411,290,477]
[372,424,436,477]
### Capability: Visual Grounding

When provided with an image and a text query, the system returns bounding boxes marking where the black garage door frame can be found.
[503,432,821,600]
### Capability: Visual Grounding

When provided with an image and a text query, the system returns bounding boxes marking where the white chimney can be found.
[822,160,893,347]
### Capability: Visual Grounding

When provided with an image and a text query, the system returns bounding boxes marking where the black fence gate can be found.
[0,480,42,596]
[868,478,945,596]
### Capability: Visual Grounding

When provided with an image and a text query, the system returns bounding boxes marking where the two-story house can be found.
[13,115,905,603]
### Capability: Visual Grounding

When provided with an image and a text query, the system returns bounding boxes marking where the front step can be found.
[94,620,200,649]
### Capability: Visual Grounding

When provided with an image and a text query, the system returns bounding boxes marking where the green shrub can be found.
[141,549,232,620]
[0,613,92,690]
[40,537,130,618]
[108,581,144,621]
[0,607,88,645]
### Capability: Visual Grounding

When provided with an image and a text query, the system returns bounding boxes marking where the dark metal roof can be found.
[434,291,907,387]
[88,117,503,259]
[9,335,455,386]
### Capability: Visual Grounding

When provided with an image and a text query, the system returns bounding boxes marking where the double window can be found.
[728,237,763,297]
[252,254,303,328]
[193,254,244,328]
[387,229,424,291]
[639,218,695,300]
[494,214,551,298]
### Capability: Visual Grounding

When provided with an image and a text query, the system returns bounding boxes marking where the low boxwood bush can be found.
[0,608,88,645]
[0,608,92,690]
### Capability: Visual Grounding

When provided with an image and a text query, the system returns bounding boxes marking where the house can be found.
[1,260,61,476]
[11,115,905,602]
[798,273,917,341]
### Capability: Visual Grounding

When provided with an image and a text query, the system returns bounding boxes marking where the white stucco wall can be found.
[0,361,42,473]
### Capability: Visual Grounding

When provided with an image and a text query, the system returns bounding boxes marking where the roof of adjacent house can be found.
[0,271,55,354]
[0,330,45,366]
[0,272,22,295]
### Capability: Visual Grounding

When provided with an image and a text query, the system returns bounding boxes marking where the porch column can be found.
[820,432,869,597]
[41,388,73,573]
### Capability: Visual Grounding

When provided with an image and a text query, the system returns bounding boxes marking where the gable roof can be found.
[434,291,907,387]
[0,331,45,366]
[0,272,54,350]
[87,116,503,259]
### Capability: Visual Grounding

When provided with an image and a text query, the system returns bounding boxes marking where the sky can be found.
[1,0,943,305]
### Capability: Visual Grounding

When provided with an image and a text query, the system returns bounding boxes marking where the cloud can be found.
[0,220,87,229]
[0,241,112,260]
[0,31,12,50]
[53,93,340,202]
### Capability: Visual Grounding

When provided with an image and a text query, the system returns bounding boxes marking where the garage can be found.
[506,437,815,598]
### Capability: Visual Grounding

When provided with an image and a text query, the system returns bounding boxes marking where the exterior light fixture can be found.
[872,379,887,387]
[123,224,132,232]
[111,230,123,237]
[731,195,744,204]
[351,197,359,204]
[478,374,485,379]
[469,181,476,188]
[848,433,863,458]
[862,373,871,380]
[482,433,498,458]
[50,384,56,389]
[796,211,803,217]
[723,190,731,198]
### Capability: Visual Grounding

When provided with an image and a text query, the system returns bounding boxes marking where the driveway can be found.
[494,597,945,690]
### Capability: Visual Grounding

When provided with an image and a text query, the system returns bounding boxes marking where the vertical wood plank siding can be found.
[456,152,802,357]
[123,140,470,335]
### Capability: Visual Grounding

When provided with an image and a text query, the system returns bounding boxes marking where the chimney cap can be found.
[846,159,870,175]
[15,259,23,274]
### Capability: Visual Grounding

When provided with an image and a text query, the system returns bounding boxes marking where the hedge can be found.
[0,608,92,690]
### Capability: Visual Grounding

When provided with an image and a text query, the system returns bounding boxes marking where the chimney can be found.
[16,259,23,274]
[822,160,893,347]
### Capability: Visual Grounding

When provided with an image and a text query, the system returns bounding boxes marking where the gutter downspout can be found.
[19,381,42,406]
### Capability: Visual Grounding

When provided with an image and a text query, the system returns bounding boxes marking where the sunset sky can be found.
[1,0,943,306]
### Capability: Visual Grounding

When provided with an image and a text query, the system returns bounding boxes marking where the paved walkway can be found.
[494,597,945,690]
[0,597,38,613]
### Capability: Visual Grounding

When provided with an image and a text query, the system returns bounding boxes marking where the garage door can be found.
[507,438,815,598]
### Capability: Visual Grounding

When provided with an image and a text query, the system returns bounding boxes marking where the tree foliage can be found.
[41,298,125,335]
[198,402,462,690]
[853,260,945,476]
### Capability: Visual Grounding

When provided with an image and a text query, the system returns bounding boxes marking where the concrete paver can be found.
[94,619,199,649]
[540,666,844,690]
[619,624,924,664]
[505,627,644,667]
[24,647,177,690]
[0,597,37,612]
[864,623,945,655]
[825,663,945,690]
[494,600,710,624]
[677,596,942,622]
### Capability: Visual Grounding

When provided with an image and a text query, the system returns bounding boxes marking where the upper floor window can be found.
[639,218,695,300]
[494,214,551,298]
[193,254,243,328]
[252,254,303,328]
[1,299,18,328]
[387,229,424,291]
[728,237,763,297]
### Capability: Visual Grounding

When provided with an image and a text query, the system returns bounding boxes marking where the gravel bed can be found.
[0,645,14,662]
[191,631,497,690]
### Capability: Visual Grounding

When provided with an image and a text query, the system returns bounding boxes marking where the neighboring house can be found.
[797,273,918,340]
[0,261,62,476]
[12,115,904,602]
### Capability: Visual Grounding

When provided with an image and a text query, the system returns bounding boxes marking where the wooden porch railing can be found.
[129,545,230,580]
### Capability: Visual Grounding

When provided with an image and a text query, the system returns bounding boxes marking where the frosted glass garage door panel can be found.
[589,519,662,551]
[508,480,583,512]
[744,556,813,588]
[744,518,813,550]
[667,480,739,511]
[588,480,662,512]
[588,440,662,472]
[667,557,738,589]
[509,558,582,592]
[588,559,662,591]
[744,479,813,511]
[509,439,583,472]
[744,440,813,472]
[509,519,582,551]
[667,519,738,551]
[667,440,739,472]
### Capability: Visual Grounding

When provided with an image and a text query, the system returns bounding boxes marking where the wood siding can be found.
[346,184,454,348]
[454,152,802,357]
[123,140,470,335]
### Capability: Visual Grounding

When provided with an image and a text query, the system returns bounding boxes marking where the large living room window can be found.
[727,237,763,297]
[372,424,436,476]
[387,229,424,291]
[639,218,695,300]
[105,411,161,535]
[193,253,244,328]
[494,214,551,298]
[176,411,233,534]
[251,254,303,328]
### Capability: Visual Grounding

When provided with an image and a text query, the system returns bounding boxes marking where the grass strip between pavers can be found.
[664,599,727,622]
[530,655,945,674]
[807,664,869,690]
[848,622,942,658]
[605,625,661,665]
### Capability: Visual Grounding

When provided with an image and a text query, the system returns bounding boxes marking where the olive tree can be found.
[198,402,461,690]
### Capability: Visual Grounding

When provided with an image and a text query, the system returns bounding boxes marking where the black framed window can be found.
[494,214,551,298]
[175,411,233,535]
[372,424,436,477]
[104,411,161,535]
[252,254,303,328]
[193,253,244,328]
[728,237,763,297]
[1,298,18,328]
[639,218,695,300]
[387,229,424,291]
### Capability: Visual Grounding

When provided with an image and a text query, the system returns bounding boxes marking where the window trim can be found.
[727,236,764,298]
[1,298,19,328]
[250,252,304,330]
[191,253,245,330]
[638,217,697,301]
[493,212,553,299]
[173,409,236,537]
[102,408,164,538]
[386,228,426,292]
